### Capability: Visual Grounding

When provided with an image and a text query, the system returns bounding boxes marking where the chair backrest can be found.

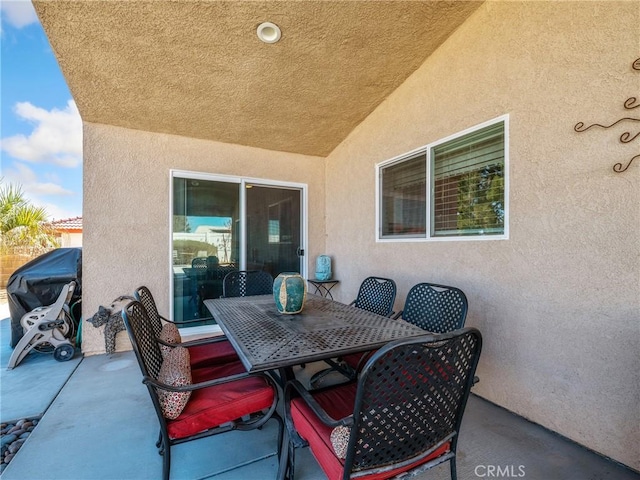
[209,263,237,281]
[344,328,482,477]
[121,300,164,381]
[352,276,397,317]
[401,282,468,333]
[222,270,273,298]
[191,257,208,270]
[134,286,163,337]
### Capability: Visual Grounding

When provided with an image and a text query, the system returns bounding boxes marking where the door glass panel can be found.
[172,177,240,321]
[246,185,301,277]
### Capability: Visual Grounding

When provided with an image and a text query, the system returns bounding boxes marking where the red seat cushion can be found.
[290,382,450,480]
[342,351,371,371]
[187,340,239,368]
[166,361,274,439]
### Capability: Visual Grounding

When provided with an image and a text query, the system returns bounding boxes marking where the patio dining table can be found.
[203,294,426,375]
[205,293,429,480]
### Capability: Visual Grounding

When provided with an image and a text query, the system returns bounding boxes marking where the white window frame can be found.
[376,115,509,242]
[169,170,308,333]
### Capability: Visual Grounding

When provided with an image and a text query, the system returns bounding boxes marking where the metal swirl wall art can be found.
[574,57,640,173]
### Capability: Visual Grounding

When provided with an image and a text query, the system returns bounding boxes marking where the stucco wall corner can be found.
[324,0,639,471]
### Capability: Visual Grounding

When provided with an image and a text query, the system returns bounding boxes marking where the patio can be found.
[25,0,640,477]
[5,1,639,477]
[1,312,637,480]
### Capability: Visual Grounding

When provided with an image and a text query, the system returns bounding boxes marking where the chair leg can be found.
[162,446,171,480]
[287,438,296,480]
[277,427,289,480]
[309,358,355,388]
[450,457,457,480]
[157,430,171,480]
[276,416,284,462]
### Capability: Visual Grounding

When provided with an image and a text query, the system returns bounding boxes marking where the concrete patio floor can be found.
[1,307,638,480]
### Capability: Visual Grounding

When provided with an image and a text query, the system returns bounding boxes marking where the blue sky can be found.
[1,0,82,220]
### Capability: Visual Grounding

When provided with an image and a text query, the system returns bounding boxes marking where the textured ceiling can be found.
[34,1,482,157]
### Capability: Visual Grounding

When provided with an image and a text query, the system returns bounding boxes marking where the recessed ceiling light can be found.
[257,22,281,44]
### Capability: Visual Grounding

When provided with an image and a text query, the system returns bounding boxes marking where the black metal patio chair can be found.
[121,300,282,480]
[222,270,274,298]
[394,282,468,333]
[282,328,482,480]
[193,256,231,316]
[188,257,209,313]
[134,286,239,368]
[310,276,396,387]
[349,276,397,317]
[344,281,469,374]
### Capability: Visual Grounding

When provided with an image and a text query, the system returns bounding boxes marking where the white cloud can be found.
[0,100,82,167]
[40,202,81,222]
[3,161,74,196]
[1,0,38,29]
[3,162,79,220]
[28,181,74,196]
[4,161,37,183]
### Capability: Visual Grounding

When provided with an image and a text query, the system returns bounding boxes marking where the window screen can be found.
[380,152,427,237]
[431,121,505,237]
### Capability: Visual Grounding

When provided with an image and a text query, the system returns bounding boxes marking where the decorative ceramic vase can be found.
[315,255,332,281]
[273,272,307,314]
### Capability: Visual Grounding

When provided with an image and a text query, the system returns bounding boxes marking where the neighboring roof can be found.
[49,217,83,233]
[33,1,482,157]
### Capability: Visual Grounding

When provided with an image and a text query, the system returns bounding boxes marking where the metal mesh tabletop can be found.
[204,294,426,372]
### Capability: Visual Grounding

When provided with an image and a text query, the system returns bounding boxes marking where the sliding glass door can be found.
[172,177,240,321]
[171,172,304,322]
[246,184,302,276]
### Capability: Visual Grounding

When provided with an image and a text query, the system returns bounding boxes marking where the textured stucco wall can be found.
[324,1,639,471]
[82,124,325,357]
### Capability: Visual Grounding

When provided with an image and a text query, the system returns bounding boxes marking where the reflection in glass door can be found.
[245,184,302,277]
[171,173,304,323]
[172,177,240,322]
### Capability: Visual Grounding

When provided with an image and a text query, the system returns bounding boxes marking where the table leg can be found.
[324,283,336,300]
[277,427,290,480]
[270,366,296,389]
[308,281,338,300]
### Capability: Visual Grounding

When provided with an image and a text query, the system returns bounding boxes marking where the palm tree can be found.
[0,180,60,255]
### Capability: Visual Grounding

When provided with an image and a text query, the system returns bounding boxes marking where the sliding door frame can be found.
[169,169,308,326]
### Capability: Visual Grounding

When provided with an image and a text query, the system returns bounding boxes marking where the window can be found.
[377,116,507,241]
[431,121,505,237]
[380,152,427,237]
